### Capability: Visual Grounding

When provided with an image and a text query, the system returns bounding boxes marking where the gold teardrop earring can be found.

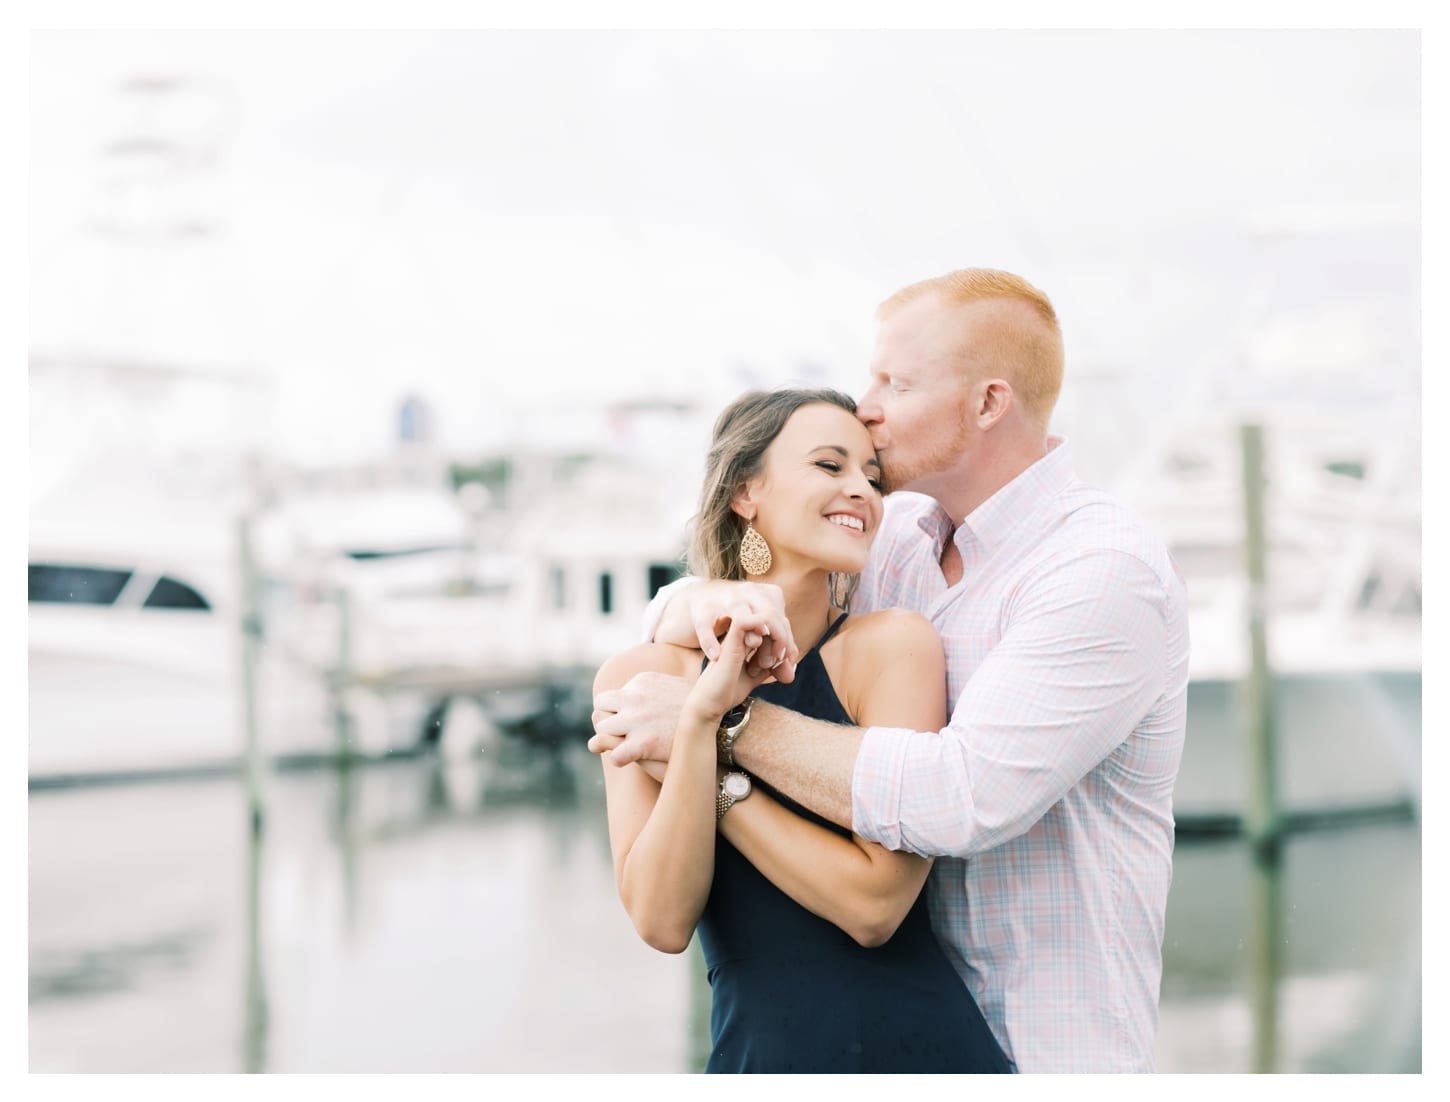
[739,521,773,576]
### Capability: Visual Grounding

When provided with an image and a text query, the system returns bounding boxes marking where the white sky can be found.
[27,21,1425,472]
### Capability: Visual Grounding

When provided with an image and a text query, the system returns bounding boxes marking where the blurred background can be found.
[28,28,1421,1072]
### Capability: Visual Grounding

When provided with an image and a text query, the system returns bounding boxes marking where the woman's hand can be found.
[590,617,781,769]
[686,617,775,729]
[680,580,799,683]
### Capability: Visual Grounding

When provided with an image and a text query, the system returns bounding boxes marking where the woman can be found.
[594,387,1010,1074]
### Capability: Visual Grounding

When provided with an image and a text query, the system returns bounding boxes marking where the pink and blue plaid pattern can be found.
[852,437,1190,1072]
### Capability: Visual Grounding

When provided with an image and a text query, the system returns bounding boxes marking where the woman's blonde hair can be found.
[687,386,867,610]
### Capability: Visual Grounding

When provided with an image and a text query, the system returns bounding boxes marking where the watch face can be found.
[723,773,751,799]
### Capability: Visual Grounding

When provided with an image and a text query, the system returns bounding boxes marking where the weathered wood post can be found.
[1240,422,1284,1072]
[237,508,266,835]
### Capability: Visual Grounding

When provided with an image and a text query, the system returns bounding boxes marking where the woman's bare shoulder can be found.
[823,609,945,724]
[593,642,702,694]
[823,606,945,684]
[833,607,941,657]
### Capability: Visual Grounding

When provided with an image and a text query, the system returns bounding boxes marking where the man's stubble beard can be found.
[881,395,974,495]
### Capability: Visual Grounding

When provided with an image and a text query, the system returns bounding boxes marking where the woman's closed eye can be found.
[817,459,884,493]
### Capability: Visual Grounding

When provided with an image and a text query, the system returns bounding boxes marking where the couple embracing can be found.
[589,268,1190,1074]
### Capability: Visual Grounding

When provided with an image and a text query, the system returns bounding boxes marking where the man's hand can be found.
[593,619,778,770]
[659,579,799,683]
[589,671,693,766]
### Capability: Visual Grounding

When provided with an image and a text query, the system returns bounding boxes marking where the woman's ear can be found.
[730,479,758,522]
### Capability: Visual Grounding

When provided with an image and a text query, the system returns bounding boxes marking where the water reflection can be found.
[1160,824,1420,1072]
[31,928,208,1002]
[243,812,268,1074]
[1249,838,1285,1072]
[28,742,1419,1073]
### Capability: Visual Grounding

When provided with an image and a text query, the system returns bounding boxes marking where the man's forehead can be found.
[871,304,963,371]
[877,293,970,344]
[875,295,1017,361]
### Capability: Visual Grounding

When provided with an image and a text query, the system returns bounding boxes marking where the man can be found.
[590,268,1189,1072]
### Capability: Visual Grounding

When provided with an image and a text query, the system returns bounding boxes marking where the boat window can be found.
[142,575,212,611]
[344,544,467,561]
[1357,570,1383,612]
[28,564,133,606]
[648,562,682,599]
[599,571,614,615]
[1324,458,1367,480]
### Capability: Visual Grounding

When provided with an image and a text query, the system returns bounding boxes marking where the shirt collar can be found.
[913,496,956,549]
[959,435,1075,553]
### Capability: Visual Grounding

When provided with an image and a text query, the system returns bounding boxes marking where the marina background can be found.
[26,23,1426,1074]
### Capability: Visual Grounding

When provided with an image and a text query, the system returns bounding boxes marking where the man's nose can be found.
[856,384,883,426]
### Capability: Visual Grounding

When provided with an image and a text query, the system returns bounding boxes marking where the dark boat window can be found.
[599,572,614,615]
[28,564,133,606]
[648,562,682,599]
[143,575,212,611]
[344,544,463,561]
[1357,570,1383,611]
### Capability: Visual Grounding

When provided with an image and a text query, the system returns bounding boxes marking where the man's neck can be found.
[938,435,1049,524]
[928,433,1053,583]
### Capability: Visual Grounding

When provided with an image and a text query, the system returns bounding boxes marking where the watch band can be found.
[716,698,753,766]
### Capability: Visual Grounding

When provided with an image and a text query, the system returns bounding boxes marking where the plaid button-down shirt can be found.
[852,436,1189,1072]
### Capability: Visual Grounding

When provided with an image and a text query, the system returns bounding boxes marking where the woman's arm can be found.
[597,620,769,955]
[716,610,948,947]
[596,644,716,954]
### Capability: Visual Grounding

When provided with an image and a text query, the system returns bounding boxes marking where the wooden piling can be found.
[1239,422,1284,1072]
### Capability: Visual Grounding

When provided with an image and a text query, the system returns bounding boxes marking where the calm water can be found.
[29,739,1420,1073]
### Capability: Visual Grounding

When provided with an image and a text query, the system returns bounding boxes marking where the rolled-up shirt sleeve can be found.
[640,575,701,644]
[852,547,1172,857]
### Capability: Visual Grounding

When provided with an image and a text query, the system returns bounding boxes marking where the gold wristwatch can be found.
[717,772,752,820]
[716,699,753,766]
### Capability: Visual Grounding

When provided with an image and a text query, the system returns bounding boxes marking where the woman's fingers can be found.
[714,617,752,664]
[691,583,795,663]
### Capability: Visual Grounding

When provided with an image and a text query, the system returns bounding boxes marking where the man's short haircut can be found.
[878,268,1065,429]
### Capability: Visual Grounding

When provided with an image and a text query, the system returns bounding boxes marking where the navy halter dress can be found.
[695,614,1012,1074]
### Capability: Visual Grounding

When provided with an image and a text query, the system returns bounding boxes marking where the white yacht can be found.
[1115,414,1421,820]
[28,504,331,779]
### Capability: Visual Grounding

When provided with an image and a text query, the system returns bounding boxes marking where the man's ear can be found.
[975,378,1014,429]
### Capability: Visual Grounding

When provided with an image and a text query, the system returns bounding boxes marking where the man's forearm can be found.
[731,700,862,831]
